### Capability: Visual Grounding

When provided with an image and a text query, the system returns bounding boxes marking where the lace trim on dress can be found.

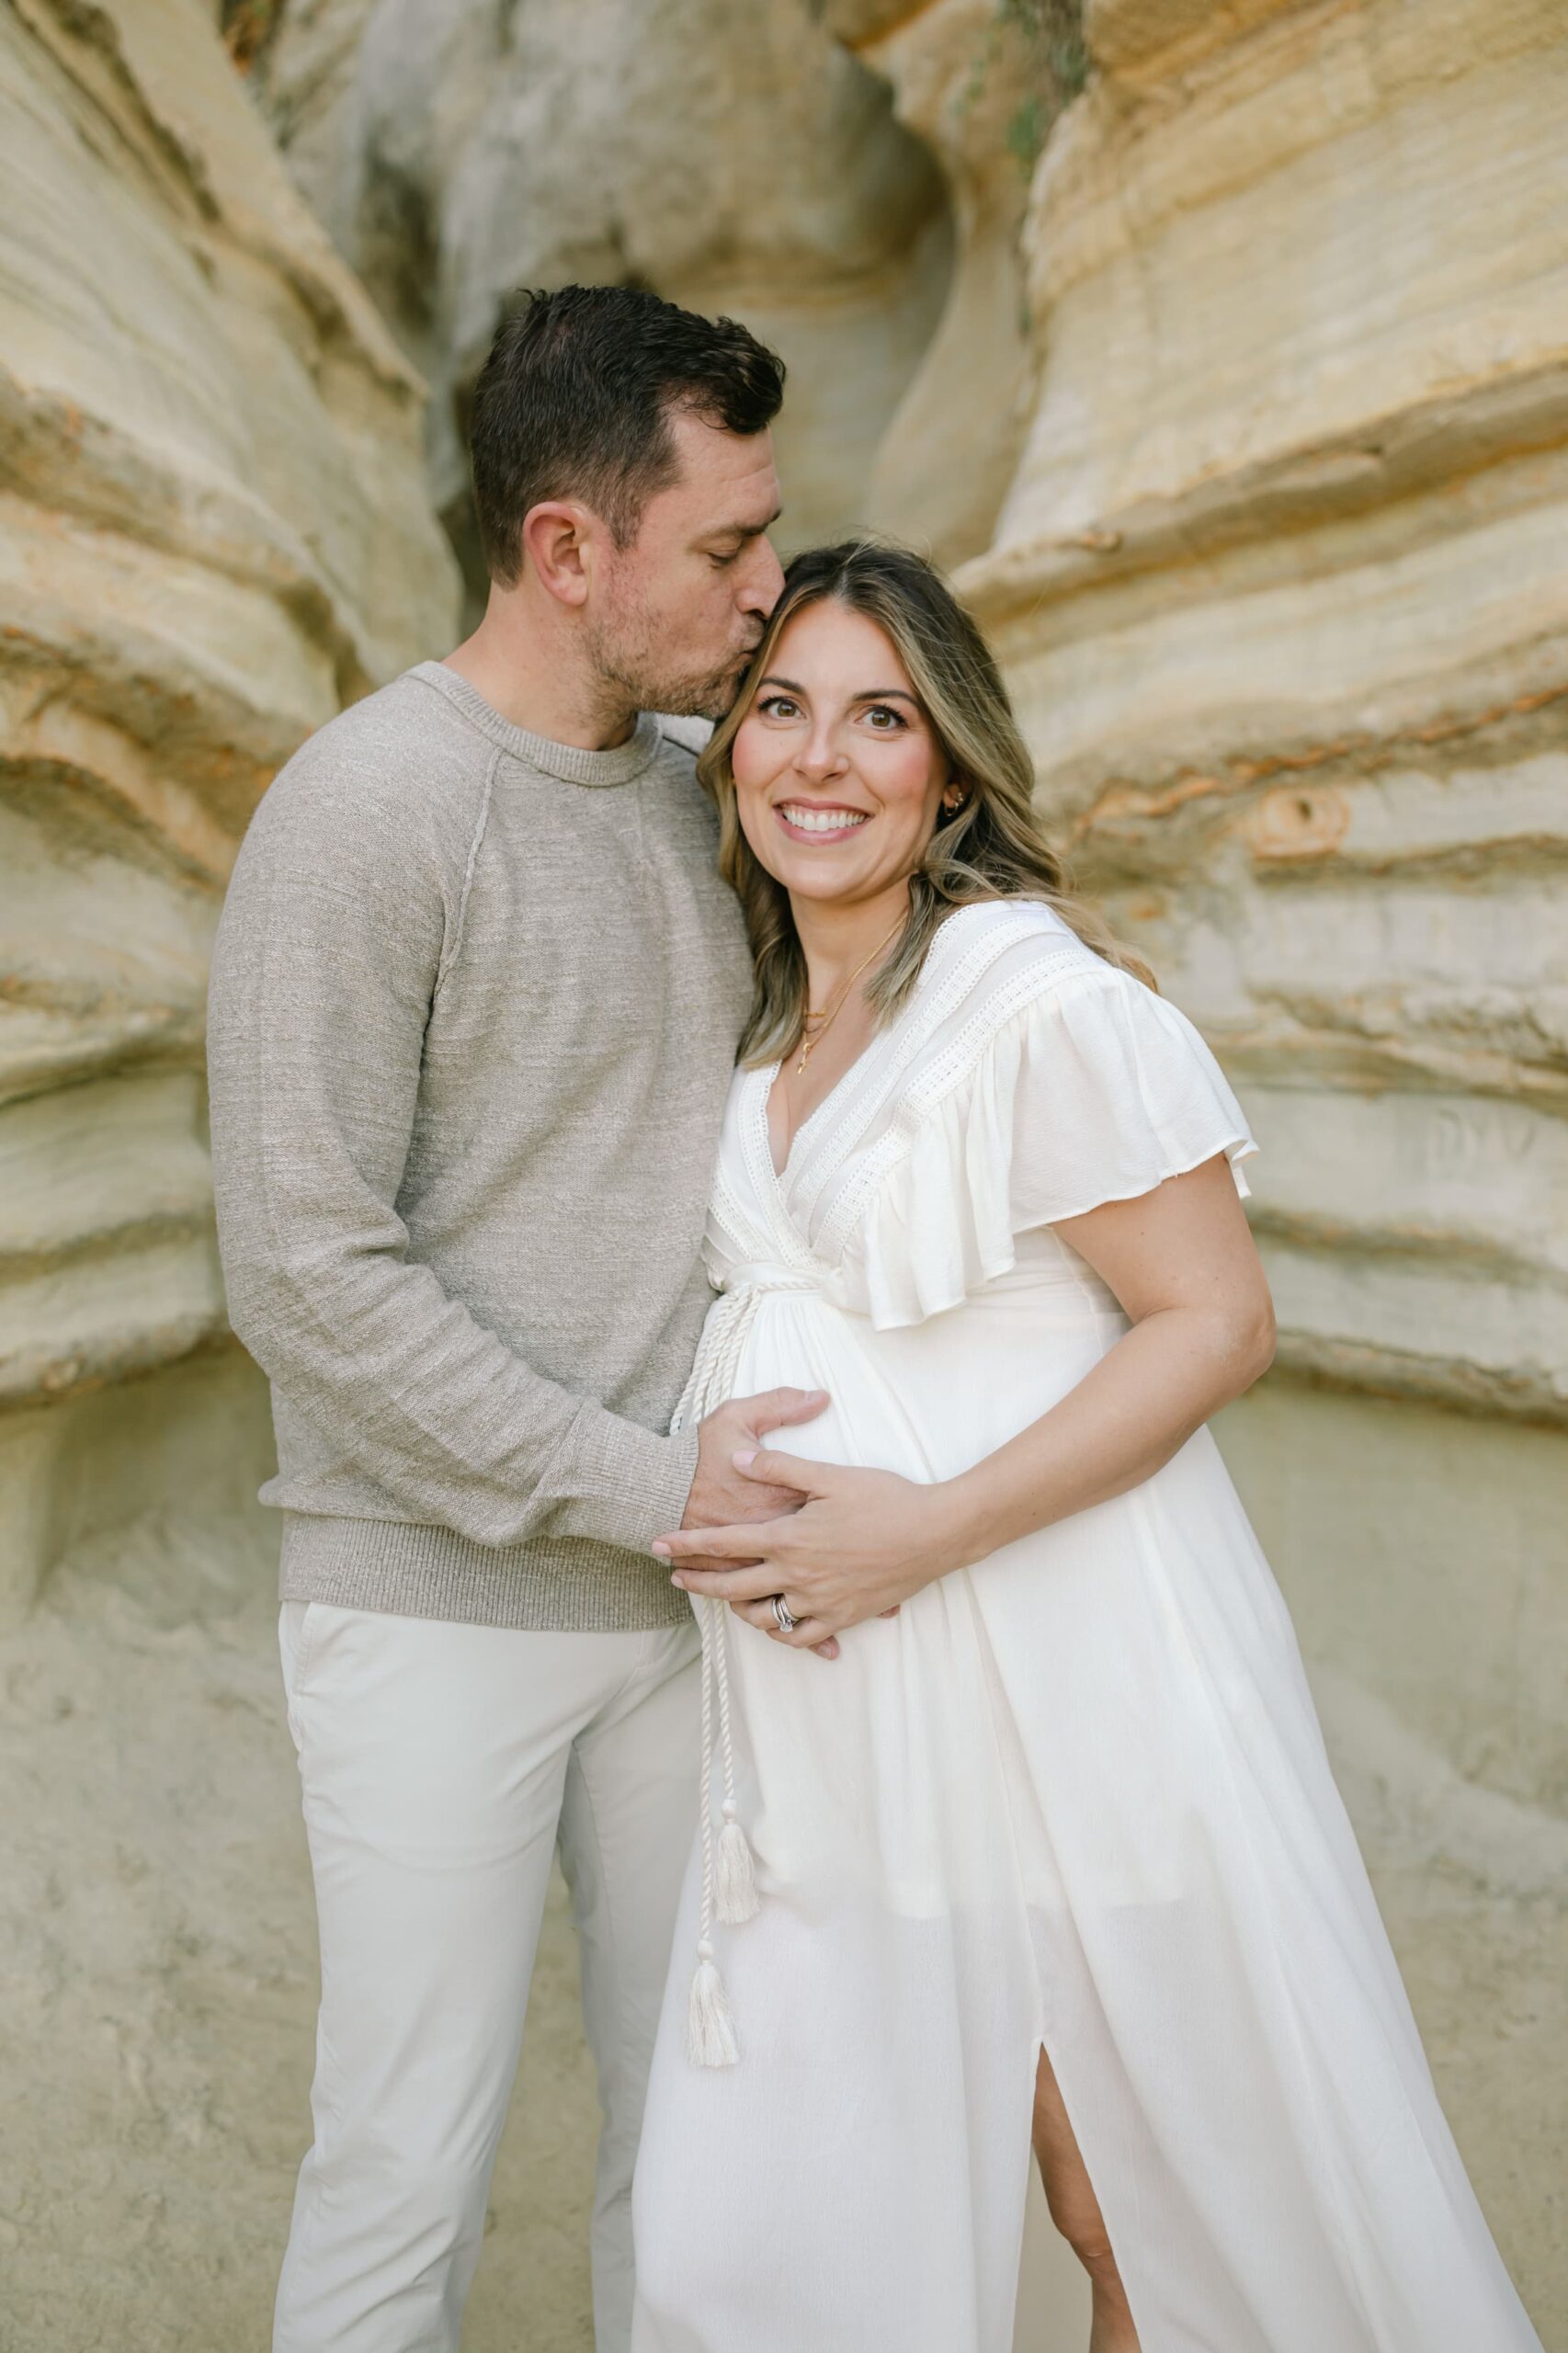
[789,903,1080,1210]
[813,941,1097,1270]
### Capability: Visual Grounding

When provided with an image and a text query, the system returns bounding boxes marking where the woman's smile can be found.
[774,800,870,842]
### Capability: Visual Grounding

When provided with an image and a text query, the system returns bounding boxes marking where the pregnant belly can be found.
[726,1284,1124,1487]
[708,1284,1123,1914]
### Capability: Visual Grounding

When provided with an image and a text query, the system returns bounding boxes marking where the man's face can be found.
[586,411,784,721]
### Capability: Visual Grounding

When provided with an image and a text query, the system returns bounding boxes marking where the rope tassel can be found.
[687,1940,739,2068]
[716,1802,760,1925]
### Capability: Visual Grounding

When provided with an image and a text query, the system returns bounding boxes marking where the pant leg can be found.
[556,1620,702,2353]
[275,1600,662,2353]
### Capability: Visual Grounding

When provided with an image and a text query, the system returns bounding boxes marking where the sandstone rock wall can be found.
[253,0,955,594]
[962,0,1568,1438]
[0,0,460,1623]
[824,0,1068,566]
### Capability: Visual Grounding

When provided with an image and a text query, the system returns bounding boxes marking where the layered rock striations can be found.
[824,0,1066,566]
[0,0,459,1620]
[253,0,954,590]
[961,0,1568,1437]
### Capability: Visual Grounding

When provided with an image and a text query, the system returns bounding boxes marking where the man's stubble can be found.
[586,570,757,726]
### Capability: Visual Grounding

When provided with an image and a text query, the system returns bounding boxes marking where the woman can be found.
[629,543,1541,2353]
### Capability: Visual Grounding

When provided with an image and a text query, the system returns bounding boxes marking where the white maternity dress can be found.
[630,900,1540,2353]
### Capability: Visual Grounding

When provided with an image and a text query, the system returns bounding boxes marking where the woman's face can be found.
[729,599,949,909]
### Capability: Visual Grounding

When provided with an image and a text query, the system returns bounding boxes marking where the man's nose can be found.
[740,536,785,618]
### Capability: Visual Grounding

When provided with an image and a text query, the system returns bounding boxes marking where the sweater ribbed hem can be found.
[278,1514,692,1631]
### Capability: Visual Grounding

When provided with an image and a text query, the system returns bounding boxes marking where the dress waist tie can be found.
[669,1271,821,2067]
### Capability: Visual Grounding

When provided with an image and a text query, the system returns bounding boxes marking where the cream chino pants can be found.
[275,1599,700,2353]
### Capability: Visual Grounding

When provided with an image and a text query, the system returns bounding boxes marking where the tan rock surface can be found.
[254,0,953,586]
[0,0,460,1622]
[961,0,1568,1435]
[825,0,1045,566]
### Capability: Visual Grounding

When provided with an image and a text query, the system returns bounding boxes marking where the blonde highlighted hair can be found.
[697,539,1153,1067]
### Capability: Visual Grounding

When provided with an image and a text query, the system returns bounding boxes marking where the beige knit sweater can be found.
[207,662,752,1630]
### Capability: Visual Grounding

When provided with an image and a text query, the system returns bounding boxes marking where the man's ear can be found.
[520,500,597,608]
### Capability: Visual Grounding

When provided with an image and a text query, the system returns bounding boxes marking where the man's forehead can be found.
[665,411,779,517]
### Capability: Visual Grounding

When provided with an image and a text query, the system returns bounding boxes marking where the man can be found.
[207,285,825,2353]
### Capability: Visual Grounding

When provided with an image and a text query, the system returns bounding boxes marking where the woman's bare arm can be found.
[946,1153,1275,1563]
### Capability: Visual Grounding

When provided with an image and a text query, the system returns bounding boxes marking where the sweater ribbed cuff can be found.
[566,1409,700,1553]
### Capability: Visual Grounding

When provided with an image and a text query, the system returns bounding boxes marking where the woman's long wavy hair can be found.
[698,540,1153,1068]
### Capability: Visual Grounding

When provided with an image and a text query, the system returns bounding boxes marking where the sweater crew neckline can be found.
[411,661,661,788]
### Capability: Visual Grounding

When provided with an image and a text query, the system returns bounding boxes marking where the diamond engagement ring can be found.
[771,1595,798,1634]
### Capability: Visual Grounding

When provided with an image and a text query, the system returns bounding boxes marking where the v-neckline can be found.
[756,905,985,1183]
[760,1039,882,1184]
[752,904,1022,1197]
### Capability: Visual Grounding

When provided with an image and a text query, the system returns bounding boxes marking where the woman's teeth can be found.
[780,804,868,834]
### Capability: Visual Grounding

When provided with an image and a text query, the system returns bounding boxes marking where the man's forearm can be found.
[226,1232,701,1552]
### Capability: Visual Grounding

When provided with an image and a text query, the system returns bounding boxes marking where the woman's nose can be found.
[796,731,847,780]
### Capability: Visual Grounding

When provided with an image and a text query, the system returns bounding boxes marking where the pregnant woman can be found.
[630,542,1541,2353]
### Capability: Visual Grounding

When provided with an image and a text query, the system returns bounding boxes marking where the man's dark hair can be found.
[468,285,786,583]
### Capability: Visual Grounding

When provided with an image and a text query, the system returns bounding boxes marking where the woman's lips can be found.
[774,801,870,844]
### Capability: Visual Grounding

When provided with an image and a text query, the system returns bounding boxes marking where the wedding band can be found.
[772,1595,798,1633]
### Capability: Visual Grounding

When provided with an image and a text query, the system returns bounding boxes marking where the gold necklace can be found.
[794,915,905,1077]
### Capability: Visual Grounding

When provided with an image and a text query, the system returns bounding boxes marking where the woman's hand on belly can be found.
[653,1452,969,1651]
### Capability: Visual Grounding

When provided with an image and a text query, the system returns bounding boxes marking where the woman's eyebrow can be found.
[756,678,920,707]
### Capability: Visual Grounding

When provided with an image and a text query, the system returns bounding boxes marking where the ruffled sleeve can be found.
[835,958,1256,1329]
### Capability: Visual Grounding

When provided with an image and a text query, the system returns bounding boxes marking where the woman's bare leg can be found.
[1032,2047,1142,2353]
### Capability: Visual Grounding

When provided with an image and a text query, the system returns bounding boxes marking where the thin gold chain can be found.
[794,915,905,1077]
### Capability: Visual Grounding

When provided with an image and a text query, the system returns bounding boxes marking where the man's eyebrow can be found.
[709,506,783,543]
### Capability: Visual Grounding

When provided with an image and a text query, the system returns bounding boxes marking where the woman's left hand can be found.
[653,1451,970,1654]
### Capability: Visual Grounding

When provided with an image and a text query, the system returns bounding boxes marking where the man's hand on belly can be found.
[681,1389,829,1561]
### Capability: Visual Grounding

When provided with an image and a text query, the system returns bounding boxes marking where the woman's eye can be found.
[757,694,801,720]
[863,704,906,730]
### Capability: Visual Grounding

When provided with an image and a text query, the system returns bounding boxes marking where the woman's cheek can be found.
[730,716,775,791]
[734,787,784,878]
